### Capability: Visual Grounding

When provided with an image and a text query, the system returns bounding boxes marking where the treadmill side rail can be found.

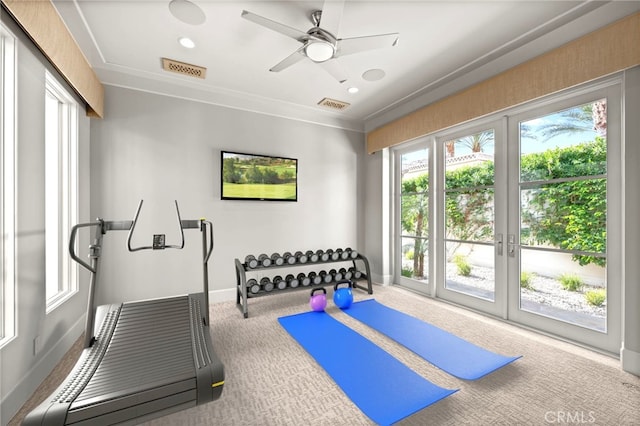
[189,293,225,404]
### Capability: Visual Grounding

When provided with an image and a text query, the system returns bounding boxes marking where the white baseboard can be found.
[1,315,85,426]
[621,345,640,376]
[371,273,392,286]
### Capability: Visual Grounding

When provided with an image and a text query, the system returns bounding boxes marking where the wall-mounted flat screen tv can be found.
[221,150,298,201]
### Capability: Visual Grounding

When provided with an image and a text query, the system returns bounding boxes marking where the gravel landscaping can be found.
[445,263,606,318]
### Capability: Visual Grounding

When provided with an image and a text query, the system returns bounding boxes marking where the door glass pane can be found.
[444,129,496,301]
[519,99,607,331]
[400,148,429,282]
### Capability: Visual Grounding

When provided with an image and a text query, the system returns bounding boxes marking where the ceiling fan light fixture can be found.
[305,41,335,62]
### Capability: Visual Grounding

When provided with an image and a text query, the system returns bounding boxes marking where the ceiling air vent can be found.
[317,97,350,111]
[161,58,207,79]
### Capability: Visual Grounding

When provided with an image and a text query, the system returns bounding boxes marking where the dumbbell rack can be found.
[235,251,373,318]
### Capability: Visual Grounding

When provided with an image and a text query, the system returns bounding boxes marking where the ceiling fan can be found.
[241,0,399,83]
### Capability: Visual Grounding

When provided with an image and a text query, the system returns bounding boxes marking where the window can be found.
[45,71,79,312]
[516,98,609,331]
[1,24,16,346]
[393,79,621,353]
[398,147,430,284]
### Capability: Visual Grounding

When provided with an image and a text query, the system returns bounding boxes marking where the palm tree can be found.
[401,174,429,278]
[535,100,606,142]
[591,100,607,135]
[445,130,494,157]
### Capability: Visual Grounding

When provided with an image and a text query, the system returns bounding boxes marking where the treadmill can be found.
[23,201,224,425]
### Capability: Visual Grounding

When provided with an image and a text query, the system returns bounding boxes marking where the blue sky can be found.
[402,105,600,163]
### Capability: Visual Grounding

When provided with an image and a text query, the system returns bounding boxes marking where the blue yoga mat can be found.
[344,299,521,380]
[278,311,457,425]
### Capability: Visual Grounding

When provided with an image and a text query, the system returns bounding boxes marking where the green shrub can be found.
[520,271,535,289]
[401,267,413,278]
[585,288,606,307]
[453,254,471,276]
[559,273,584,292]
[405,250,414,260]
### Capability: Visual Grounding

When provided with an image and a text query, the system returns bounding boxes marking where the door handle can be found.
[508,234,516,257]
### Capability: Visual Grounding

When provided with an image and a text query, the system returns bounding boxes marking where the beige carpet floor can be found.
[11,284,640,425]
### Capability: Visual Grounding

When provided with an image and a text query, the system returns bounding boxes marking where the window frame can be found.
[44,70,79,313]
[1,23,17,347]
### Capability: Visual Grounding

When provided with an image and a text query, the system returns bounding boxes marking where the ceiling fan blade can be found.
[337,33,399,57]
[269,47,307,72]
[318,59,348,83]
[241,10,309,42]
[318,0,345,36]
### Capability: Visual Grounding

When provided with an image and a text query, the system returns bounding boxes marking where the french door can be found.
[434,119,507,318]
[505,86,621,353]
[395,81,621,353]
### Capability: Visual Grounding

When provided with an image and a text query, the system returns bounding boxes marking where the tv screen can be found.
[221,150,298,201]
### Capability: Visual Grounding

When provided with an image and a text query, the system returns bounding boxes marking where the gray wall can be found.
[89,85,366,306]
[0,16,91,424]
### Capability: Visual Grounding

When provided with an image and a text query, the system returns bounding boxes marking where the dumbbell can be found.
[326,249,340,261]
[319,270,332,284]
[330,268,343,282]
[349,268,362,279]
[260,277,274,292]
[346,247,359,259]
[295,251,308,264]
[297,272,311,287]
[247,278,260,295]
[342,268,353,280]
[283,252,297,265]
[245,255,259,269]
[337,248,349,260]
[286,274,299,288]
[317,249,329,262]
[273,275,286,290]
[306,250,319,262]
[258,253,271,267]
[308,272,322,286]
[271,252,284,266]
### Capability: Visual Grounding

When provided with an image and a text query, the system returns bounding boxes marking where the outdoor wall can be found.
[0,16,91,424]
[89,85,366,306]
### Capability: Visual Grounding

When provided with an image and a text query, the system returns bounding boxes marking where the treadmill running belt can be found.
[23,294,224,426]
[72,297,195,405]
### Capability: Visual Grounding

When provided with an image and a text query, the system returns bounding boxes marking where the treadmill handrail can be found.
[71,201,215,345]
[203,220,214,263]
[127,200,186,251]
[69,221,103,273]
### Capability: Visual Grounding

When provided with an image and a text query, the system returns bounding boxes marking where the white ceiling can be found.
[52,1,640,132]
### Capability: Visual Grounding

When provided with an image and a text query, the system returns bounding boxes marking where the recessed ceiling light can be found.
[362,68,386,82]
[347,87,359,94]
[169,0,206,25]
[178,37,195,49]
